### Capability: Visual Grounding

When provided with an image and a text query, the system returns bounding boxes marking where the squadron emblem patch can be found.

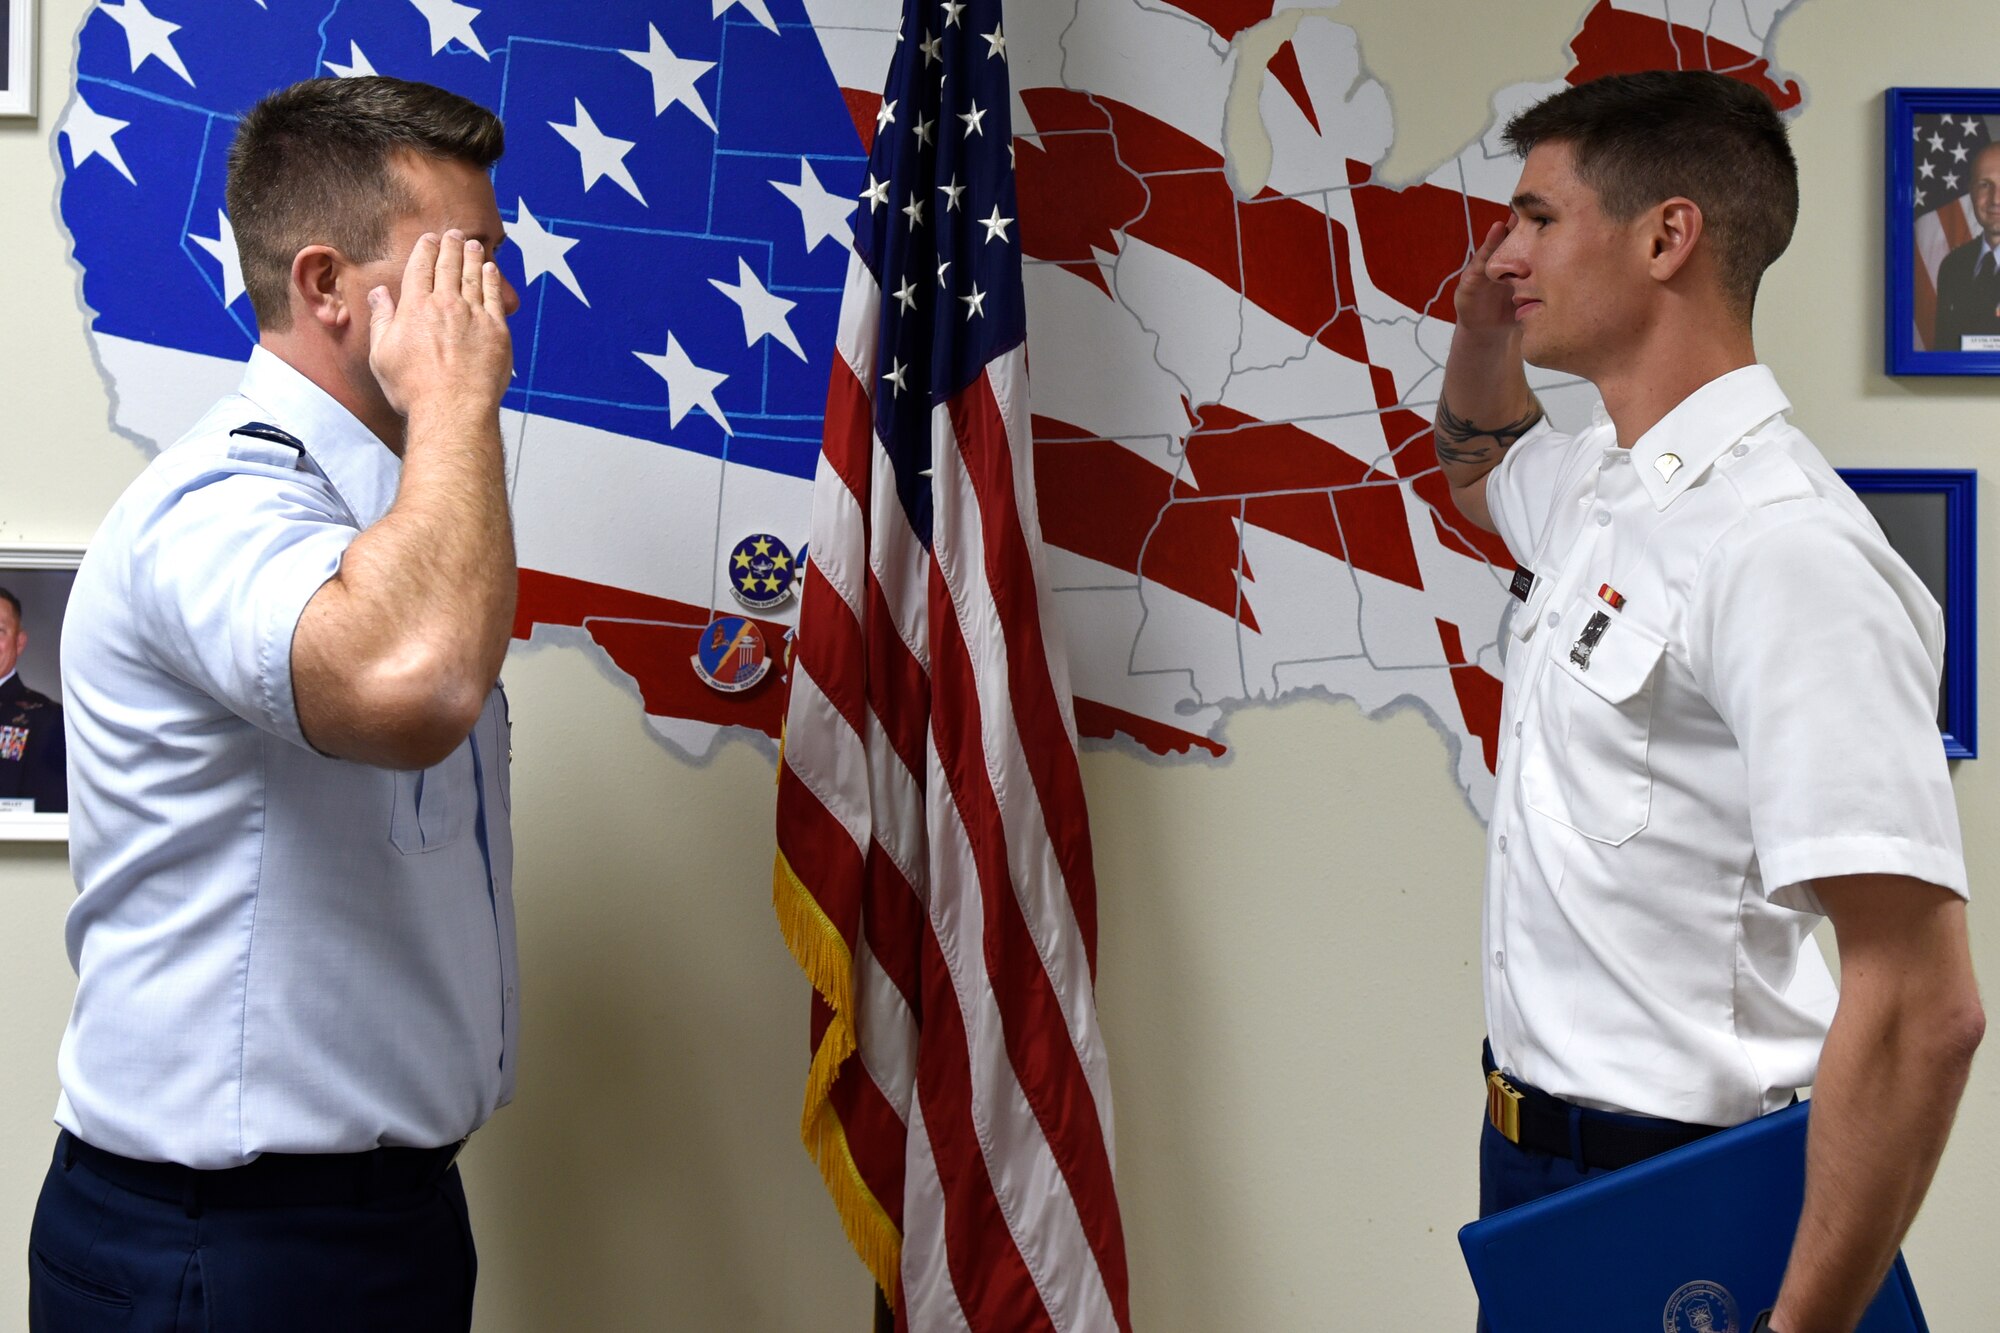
[727,533,797,611]
[692,616,771,694]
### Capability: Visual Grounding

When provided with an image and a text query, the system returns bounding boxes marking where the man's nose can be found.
[501,272,521,317]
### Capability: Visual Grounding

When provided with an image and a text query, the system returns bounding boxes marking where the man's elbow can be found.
[344,648,489,770]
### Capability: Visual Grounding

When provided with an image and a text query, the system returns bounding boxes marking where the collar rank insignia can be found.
[1570,610,1611,670]
[1509,566,1536,603]
[1597,583,1625,611]
[1654,451,1683,484]
[728,533,797,611]
[692,615,771,694]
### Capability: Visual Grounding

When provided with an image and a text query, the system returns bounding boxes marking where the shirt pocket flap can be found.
[1552,603,1665,704]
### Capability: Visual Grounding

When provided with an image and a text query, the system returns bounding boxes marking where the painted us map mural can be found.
[56,0,1806,816]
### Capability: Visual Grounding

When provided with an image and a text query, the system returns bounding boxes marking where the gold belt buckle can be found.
[1487,1070,1523,1143]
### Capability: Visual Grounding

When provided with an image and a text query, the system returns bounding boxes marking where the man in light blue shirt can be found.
[33,76,522,1332]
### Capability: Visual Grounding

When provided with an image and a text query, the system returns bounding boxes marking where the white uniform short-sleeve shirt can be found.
[1480,365,1964,1125]
[59,347,519,1168]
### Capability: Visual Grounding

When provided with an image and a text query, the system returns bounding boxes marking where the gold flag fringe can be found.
[774,849,903,1303]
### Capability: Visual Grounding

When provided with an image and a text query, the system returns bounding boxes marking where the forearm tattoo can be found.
[1433,394,1545,467]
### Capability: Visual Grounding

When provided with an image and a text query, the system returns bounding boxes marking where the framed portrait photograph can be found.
[0,0,33,118]
[0,544,82,841]
[1838,470,1977,758]
[1885,88,2000,374]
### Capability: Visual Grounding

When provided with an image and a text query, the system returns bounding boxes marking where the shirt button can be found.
[1733,442,1750,458]
[1497,835,1509,852]
[1546,611,1560,628]
[1513,721,1523,737]
[505,986,517,1004]
[1595,509,1611,527]
[1494,950,1506,969]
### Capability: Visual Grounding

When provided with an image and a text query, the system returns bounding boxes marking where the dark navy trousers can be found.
[28,1135,478,1332]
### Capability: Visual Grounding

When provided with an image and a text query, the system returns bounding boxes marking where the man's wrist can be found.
[1751,1310,1777,1333]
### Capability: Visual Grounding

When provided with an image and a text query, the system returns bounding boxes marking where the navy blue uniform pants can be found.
[28,1135,477,1332]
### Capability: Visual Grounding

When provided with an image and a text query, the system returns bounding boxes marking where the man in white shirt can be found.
[1436,71,1983,1333]
[33,77,520,1331]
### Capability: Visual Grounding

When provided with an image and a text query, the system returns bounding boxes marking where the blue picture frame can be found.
[1885,89,2000,375]
[1839,469,1977,758]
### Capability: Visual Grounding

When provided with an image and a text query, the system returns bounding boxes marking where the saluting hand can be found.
[1453,218,1519,336]
[365,229,514,423]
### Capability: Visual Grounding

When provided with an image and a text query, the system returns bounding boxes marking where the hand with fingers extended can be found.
[1454,217,1520,336]
[366,229,514,424]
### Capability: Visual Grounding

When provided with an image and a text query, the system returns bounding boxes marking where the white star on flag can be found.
[550,100,647,205]
[903,192,925,231]
[409,0,490,61]
[508,199,588,306]
[983,25,1006,59]
[770,157,856,254]
[190,210,246,308]
[938,176,965,211]
[883,357,909,396]
[621,24,717,131]
[979,204,1013,243]
[709,257,806,360]
[913,115,934,148]
[324,41,378,78]
[876,99,898,134]
[861,173,890,212]
[62,95,137,184]
[893,277,919,312]
[634,333,732,433]
[100,0,196,88]
[941,0,966,29]
[959,102,987,137]
[961,282,986,319]
[920,32,942,65]
[713,0,778,34]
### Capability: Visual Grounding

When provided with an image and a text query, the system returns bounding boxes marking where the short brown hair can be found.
[1502,70,1797,315]
[226,76,504,330]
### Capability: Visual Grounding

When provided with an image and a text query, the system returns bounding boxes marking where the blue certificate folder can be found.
[1459,1101,1928,1331]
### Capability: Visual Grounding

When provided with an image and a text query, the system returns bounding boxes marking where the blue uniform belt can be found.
[1481,1043,1725,1172]
[59,1129,465,1213]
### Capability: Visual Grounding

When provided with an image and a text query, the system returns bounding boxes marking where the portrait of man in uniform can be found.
[0,585,67,815]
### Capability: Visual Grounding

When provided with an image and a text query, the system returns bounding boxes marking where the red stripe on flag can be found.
[928,555,1134,1332]
[776,765,865,956]
[862,840,924,1024]
[911,923,1060,1333]
[823,355,876,503]
[951,377,1103,973]
[828,1058,909,1232]
[865,571,932,781]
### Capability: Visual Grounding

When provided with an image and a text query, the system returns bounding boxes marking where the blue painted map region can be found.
[59,0,866,481]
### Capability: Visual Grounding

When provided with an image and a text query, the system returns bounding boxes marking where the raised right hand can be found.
[1452,218,1518,336]
[366,229,514,423]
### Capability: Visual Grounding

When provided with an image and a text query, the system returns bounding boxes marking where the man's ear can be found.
[1647,197,1705,284]
[290,245,350,331]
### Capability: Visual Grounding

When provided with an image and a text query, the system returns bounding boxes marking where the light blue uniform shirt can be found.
[59,347,519,1168]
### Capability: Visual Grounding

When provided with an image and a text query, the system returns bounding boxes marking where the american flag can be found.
[772,0,1131,1327]
[1910,110,1994,351]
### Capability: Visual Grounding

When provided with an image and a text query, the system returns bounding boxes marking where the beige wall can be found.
[3,0,1997,1327]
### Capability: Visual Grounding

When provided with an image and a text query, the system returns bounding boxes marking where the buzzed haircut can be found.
[226,76,505,331]
[0,588,19,624]
[1503,70,1798,316]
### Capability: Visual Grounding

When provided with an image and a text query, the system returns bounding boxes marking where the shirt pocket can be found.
[390,742,476,854]
[1521,598,1667,846]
